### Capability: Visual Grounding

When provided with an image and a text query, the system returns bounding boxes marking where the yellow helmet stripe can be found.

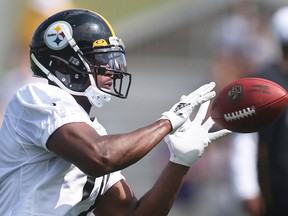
[94,12,116,36]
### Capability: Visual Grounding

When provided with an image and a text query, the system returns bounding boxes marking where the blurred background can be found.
[0,0,287,215]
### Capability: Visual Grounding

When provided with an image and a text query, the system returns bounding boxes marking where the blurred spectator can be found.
[0,0,75,123]
[209,1,278,216]
[210,0,277,92]
[230,6,288,216]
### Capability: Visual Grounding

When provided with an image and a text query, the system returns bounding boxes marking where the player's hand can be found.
[160,82,216,133]
[164,100,231,167]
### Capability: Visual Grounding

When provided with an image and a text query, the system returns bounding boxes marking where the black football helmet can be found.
[30,9,131,107]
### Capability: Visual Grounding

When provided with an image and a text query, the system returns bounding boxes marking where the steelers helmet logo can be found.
[44,21,72,50]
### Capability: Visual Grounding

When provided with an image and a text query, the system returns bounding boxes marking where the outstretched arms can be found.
[47,82,230,215]
[47,82,218,177]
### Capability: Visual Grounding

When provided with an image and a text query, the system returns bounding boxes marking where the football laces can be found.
[224,107,256,121]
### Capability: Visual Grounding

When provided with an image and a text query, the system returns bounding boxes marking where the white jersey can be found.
[0,83,124,215]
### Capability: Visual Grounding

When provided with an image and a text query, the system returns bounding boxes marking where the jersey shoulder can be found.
[16,83,76,105]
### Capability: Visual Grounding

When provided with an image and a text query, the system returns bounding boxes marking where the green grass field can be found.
[74,0,173,22]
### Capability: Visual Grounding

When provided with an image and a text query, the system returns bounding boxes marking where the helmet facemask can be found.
[85,47,131,99]
[73,45,132,107]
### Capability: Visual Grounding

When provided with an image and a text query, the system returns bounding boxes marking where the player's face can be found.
[86,52,130,99]
[96,66,113,91]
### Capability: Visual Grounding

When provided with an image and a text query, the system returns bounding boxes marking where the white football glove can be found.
[160,82,216,133]
[164,100,231,167]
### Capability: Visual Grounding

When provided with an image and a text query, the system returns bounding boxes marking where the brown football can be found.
[210,78,288,133]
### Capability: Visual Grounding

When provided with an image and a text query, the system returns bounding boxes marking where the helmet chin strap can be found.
[85,85,111,107]
[31,53,111,108]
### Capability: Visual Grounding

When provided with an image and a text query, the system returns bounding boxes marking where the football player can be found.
[0,9,230,215]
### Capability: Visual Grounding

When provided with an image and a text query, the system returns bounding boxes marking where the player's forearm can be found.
[48,119,171,177]
[134,162,188,216]
[92,119,172,175]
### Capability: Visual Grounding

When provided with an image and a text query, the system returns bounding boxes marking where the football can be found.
[210,77,288,133]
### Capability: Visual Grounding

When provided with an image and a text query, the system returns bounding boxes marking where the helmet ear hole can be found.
[55,59,67,68]
[49,58,69,75]
[46,56,90,91]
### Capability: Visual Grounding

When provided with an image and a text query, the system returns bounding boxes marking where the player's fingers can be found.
[198,91,216,103]
[194,101,210,124]
[209,129,232,143]
[189,91,215,108]
[202,116,215,131]
[187,82,216,99]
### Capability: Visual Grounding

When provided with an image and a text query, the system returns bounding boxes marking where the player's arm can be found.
[134,162,189,216]
[94,101,230,216]
[94,163,188,216]
[47,82,217,177]
[47,119,171,177]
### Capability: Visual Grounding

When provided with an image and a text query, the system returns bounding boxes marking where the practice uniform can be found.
[0,83,125,215]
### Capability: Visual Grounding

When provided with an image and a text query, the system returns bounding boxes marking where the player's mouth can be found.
[102,81,112,90]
